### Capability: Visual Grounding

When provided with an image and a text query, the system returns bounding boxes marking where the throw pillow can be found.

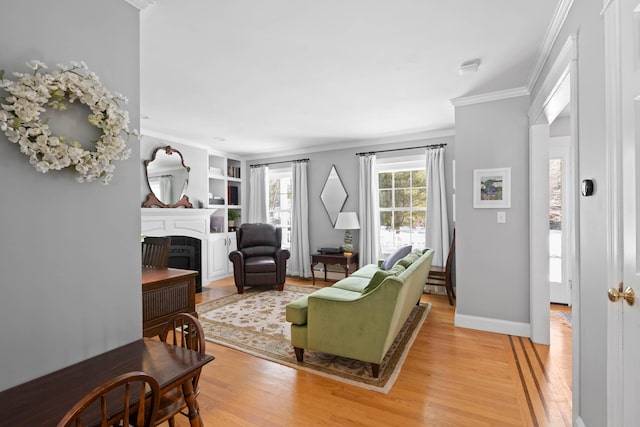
[397,252,421,268]
[362,264,406,295]
[380,245,412,270]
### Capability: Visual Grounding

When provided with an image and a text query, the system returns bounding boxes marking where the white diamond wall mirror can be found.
[320,165,348,226]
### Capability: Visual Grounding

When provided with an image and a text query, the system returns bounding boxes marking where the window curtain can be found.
[159,176,172,203]
[248,165,268,223]
[358,154,380,265]
[425,147,450,267]
[288,161,311,277]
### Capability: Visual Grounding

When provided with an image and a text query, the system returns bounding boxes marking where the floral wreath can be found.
[0,60,133,184]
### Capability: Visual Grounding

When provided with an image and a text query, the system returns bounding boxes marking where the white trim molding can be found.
[529,35,578,122]
[450,87,529,107]
[528,32,581,421]
[525,0,576,91]
[454,313,530,338]
[602,1,624,425]
[122,0,155,10]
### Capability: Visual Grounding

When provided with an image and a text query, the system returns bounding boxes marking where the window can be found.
[268,167,292,248]
[377,156,426,255]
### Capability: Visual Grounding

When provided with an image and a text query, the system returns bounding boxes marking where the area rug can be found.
[196,284,430,393]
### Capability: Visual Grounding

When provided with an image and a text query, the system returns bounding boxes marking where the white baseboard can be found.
[454,313,530,337]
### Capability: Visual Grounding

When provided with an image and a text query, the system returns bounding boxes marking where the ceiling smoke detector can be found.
[459,59,481,75]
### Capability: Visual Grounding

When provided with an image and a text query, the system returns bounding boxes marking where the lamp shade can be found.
[334,212,360,230]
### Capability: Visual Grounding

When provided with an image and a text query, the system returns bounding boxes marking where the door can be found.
[621,1,640,423]
[549,138,572,305]
[208,234,229,280]
[226,232,237,273]
[606,1,640,425]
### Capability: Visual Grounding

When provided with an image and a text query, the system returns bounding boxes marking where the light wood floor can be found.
[175,277,572,426]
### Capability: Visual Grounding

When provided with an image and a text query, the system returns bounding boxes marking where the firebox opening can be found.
[168,236,202,293]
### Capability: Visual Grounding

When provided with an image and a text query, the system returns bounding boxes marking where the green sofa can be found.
[285,248,434,378]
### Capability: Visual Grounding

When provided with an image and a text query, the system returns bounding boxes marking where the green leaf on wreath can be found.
[12,117,20,129]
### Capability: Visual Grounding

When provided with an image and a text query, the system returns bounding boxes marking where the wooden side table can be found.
[311,252,359,285]
[142,267,197,338]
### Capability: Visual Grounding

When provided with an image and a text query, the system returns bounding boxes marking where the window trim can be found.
[376,155,427,255]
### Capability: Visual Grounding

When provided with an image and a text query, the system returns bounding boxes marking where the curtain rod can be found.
[355,143,446,156]
[250,158,309,168]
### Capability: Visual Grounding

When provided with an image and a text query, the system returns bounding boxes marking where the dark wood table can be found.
[311,252,359,285]
[0,338,214,427]
[142,267,198,337]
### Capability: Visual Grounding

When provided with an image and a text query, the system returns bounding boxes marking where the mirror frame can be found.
[320,165,348,226]
[142,146,193,208]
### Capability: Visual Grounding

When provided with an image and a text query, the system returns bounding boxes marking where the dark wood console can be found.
[142,267,198,337]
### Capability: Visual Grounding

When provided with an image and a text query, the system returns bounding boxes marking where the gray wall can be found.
[140,136,208,208]
[454,96,530,324]
[531,0,607,424]
[0,0,140,391]
[246,135,455,256]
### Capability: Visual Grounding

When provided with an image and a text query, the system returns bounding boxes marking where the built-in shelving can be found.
[207,154,243,232]
[205,153,243,278]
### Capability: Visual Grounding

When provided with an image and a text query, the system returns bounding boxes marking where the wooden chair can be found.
[142,236,171,268]
[57,371,160,427]
[155,313,206,426]
[425,229,456,305]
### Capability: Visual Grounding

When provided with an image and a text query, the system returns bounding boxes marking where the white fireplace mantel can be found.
[141,208,218,282]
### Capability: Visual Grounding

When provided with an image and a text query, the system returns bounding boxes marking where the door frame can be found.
[602,0,624,424]
[528,34,580,421]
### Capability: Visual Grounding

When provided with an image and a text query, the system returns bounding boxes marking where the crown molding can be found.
[143,128,455,160]
[450,87,529,107]
[246,129,456,161]
[140,129,230,157]
[122,0,155,10]
[525,0,575,91]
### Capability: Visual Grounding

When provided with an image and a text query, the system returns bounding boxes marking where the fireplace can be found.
[168,236,202,293]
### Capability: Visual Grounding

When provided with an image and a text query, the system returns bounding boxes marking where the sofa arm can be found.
[275,248,290,283]
[275,248,290,262]
[228,250,245,287]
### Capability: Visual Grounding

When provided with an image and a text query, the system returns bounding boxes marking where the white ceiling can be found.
[140,0,561,157]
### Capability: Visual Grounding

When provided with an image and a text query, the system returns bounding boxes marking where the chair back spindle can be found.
[142,236,171,268]
[57,371,160,427]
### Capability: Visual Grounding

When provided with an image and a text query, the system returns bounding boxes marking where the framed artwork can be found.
[473,167,511,208]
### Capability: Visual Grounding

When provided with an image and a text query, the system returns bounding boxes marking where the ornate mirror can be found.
[320,165,348,226]
[142,146,193,208]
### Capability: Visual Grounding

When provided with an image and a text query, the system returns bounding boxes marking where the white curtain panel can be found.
[248,165,268,223]
[358,154,381,265]
[425,147,450,267]
[159,175,172,203]
[288,161,311,277]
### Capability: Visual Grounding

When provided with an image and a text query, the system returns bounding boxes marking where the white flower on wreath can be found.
[0,60,135,184]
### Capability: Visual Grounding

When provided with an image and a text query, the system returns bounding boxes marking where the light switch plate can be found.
[497,211,506,223]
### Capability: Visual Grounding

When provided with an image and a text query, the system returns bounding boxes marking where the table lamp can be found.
[334,212,360,255]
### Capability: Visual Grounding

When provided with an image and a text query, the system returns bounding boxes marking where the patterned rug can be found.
[196,284,431,393]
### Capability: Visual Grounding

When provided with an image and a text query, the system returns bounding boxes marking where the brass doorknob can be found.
[608,286,635,306]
